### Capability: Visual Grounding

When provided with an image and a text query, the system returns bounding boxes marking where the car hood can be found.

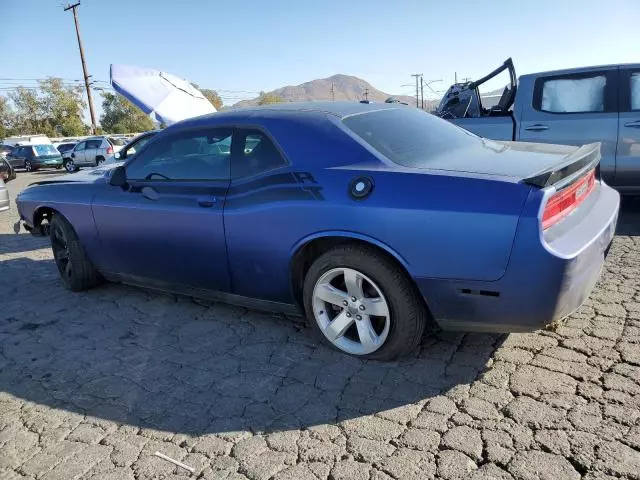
[28,163,122,187]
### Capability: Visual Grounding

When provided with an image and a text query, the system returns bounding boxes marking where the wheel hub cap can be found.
[312,267,390,355]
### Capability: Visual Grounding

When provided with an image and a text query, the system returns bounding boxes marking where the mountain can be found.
[232,74,422,108]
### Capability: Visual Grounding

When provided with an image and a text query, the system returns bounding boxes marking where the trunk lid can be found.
[422,139,600,186]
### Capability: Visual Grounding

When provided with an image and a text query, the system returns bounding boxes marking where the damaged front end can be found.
[436,58,517,120]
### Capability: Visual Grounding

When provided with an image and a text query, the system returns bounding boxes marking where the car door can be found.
[616,66,640,190]
[82,139,100,166]
[6,147,24,168]
[91,127,233,292]
[71,141,87,164]
[518,68,619,185]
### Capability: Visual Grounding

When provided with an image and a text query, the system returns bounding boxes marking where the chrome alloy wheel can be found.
[312,267,390,355]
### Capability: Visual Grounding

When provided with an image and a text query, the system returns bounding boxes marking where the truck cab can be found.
[436,60,640,194]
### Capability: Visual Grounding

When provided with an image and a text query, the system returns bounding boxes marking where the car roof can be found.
[172,101,407,130]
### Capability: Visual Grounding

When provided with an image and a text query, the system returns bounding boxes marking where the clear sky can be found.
[1,0,639,120]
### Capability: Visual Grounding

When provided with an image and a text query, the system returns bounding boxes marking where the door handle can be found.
[624,120,640,128]
[141,186,159,201]
[524,124,549,132]
[197,196,217,208]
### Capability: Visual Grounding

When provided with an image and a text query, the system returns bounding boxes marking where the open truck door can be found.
[436,58,517,120]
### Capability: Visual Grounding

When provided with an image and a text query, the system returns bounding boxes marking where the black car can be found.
[55,142,77,155]
[0,156,16,182]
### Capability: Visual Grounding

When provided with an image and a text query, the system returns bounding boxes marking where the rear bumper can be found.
[417,182,619,333]
[34,159,63,168]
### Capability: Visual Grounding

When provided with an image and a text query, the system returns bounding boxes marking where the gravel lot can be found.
[1,171,640,480]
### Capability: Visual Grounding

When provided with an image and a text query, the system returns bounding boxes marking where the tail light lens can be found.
[542,169,596,230]
[106,145,113,154]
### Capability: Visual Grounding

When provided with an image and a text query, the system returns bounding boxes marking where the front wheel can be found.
[303,244,428,361]
[50,214,102,291]
[63,159,77,173]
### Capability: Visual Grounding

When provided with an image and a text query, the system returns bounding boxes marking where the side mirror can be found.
[109,165,128,189]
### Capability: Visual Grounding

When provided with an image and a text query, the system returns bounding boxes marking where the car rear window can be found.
[342,107,480,168]
[32,144,59,157]
[108,137,126,146]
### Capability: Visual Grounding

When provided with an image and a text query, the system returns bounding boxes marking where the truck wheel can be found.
[303,244,428,361]
[24,160,33,172]
[49,214,102,292]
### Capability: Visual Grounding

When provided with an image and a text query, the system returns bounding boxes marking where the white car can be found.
[62,136,125,172]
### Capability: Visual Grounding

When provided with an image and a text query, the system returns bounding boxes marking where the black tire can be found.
[24,160,33,172]
[63,159,77,173]
[96,156,105,166]
[49,214,102,292]
[303,244,428,361]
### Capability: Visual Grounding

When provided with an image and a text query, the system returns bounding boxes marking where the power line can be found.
[64,2,97,134]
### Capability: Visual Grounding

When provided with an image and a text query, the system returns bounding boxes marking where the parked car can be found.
[16,102,619,360]
[6,144,63,171]
[62,136,125,172]
[0,178,9,213]
[0,144,14,156]
[53,142,77,156]
[104,130,161,165]
[436,59,640,195]
[0,156,16,182]
[2,134,52,146]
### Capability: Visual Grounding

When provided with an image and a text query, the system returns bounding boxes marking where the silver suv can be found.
[62,136,125,172]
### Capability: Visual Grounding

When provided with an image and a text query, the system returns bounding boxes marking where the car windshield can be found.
[32,144,59,157]
[343,108,481,168]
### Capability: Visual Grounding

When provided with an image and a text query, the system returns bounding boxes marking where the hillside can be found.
[232,74,422,108]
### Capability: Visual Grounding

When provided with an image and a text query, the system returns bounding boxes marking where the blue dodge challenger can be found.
[16,102,620,360]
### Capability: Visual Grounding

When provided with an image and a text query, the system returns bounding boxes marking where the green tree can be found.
[257,91,284,105]
[0,96,14,139]
[8,78,87,137]
[100,92,155,134]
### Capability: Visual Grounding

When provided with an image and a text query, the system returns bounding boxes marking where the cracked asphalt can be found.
[1,171,640,480]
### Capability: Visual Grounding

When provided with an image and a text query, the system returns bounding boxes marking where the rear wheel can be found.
[24,160,33,172]
[50,214,102,292]
[303,244,428,361]
[95,156,105,166]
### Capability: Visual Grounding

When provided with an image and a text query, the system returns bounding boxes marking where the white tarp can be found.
[541,75,606,113]
[110,64,216,126]
[632,73,640,111]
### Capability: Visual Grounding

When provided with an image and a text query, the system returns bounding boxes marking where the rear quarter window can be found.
[533,71,615,114]
[342,108,480,168]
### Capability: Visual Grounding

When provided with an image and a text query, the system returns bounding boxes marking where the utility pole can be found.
[64,2,97,134]
[330,83,335,101]
[363,87,369,101]
[455,72,458,83]
[410,74,422,108]
[420,79,424,109]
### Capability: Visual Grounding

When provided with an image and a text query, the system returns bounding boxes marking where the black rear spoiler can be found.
[522,143,601,188]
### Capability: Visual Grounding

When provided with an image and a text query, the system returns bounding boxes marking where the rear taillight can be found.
[106,145,113,154]
[542,169,596,230]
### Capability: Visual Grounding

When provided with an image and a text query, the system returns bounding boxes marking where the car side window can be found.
[125,135,153,157]
[126,128,233,181]
[87,140,102,149]
[75,141,86,152]
[631,72,640,111]
[231,129,287,179]
[534,72,609,114]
